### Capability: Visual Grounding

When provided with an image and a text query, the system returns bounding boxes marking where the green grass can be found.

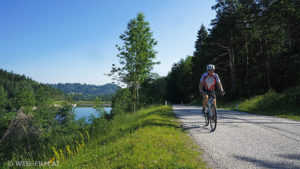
[42,106,206,169]
[233,87,300,121]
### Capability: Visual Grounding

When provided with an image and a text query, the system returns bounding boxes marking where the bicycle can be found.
[203,91,224,132]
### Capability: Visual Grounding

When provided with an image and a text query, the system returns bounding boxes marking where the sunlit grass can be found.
[43,106,206,169]
[221,87,300,121]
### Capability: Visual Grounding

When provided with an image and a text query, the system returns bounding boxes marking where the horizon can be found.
[0,68,118,86]
[0,0,216,85]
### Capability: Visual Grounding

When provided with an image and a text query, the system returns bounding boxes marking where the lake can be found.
[73,107,112,123]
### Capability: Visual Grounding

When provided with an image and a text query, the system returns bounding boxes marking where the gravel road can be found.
[172,105,300,169]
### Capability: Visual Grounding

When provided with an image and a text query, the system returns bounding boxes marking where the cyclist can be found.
[199,64,225,115]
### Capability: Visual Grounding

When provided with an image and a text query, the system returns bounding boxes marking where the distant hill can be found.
[0,69,65,111]
[48,83,120,96]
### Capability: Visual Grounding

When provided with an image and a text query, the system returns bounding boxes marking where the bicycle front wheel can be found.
[204,114,209,126]
[210,104,217,131]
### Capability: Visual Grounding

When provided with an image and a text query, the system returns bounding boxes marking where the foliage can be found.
[91,97,112,121]
[236,85,300,120]
[139,73,167,105]
[15,88,36,109]
[0,86,7,110]
[0,69,75,166]
[165,56,194,104]
[109,12,159,112]
[48,83,120,101]
[0,69,65,111]
[145,0,300,104]
[111,88,132,115]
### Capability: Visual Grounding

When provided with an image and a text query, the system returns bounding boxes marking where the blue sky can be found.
[0,0,216,85]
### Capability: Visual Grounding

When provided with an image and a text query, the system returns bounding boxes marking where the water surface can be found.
[74,107,111,123]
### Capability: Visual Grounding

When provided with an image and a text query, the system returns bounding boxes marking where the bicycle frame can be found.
[206,95,214,117]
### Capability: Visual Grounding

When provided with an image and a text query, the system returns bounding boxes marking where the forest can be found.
[172,0,299,103]
[147,0,300,103]
[48,83,119,101]
[112,0,300,113]
[0,69,66,111]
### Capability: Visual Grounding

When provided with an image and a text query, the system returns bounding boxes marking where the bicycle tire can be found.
[210,104,217,131]
[204,114,209,126]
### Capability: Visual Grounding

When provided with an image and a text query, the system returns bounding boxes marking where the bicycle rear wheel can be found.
[210,104,217,131]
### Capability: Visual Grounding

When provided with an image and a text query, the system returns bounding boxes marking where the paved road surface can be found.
[172,105,300,169]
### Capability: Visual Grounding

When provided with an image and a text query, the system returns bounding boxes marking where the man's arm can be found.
[217,81,224,92]
[199,81,204,92]
[199,73,205,93]
[215,74,224,92]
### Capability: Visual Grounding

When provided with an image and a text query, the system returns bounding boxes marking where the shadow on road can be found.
[234,154,300,169]
[278,154,300,161]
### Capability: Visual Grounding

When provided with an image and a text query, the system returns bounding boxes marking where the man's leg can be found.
[202,95,208,114]
[212,98,217,118]
[213,98,217,108]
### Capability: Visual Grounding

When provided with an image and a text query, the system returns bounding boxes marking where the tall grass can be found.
[236,86,300,120]
[0,106,91,168]
[43,106,205,168]
[218,85,300,120]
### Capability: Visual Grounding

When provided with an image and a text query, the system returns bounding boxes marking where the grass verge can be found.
[44,106,206,169]
[231,86,300,121]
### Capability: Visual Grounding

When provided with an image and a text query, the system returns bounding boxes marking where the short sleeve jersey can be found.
[200,72,220,91]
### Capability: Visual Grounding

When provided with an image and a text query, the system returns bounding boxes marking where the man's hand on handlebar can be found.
[220,90,226,96]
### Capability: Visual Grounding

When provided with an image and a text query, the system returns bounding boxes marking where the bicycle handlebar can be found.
[215,91,225,96]
[201,91,225,96]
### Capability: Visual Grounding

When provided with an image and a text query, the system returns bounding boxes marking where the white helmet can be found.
[206,64,215,71]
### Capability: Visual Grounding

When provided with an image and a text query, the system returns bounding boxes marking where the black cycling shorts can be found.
[202,88,216,99]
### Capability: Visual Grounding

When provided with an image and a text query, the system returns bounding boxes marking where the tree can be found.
[0,86,7,110]
[191,25,209,96]
[111,88,132,114]
[165,56,194,103]
[109,12,159,112]
[211,0,239,97]
[194,25,208,58]
[139,73,167,105]
[15,88,36,109]
[35,87,49,107]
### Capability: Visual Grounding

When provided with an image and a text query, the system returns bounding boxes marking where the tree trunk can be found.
[245,41,249,80]
[259,36,267,90]
[136,84,139,111]
[245,38,250,94]
[265,40,272,89]
[285,1,293,86]
[133,84,137,112]
[133,81,139,112]
[229,30,237,97]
